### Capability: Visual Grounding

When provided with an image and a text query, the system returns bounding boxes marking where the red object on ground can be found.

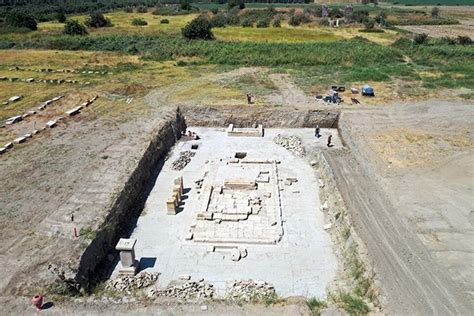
[32,294,43,310]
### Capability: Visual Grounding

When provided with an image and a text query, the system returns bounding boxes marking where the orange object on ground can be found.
[32,294,43,310]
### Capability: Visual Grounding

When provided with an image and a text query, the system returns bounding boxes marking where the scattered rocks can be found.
[149,279,215,301]
[273,134,305,157]
[105,272,159,295]
[227,280,276,302]
[172,150,196,170]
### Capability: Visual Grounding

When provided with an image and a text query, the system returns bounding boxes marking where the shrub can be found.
[272,15,282,28]
[182,16,214,40]
[457,36,472,45]
[364,19,375,29]
[180,0,192,11]
[352,10,370,23]
[124,7,133,13]
[289,15,301,26]
[241,18,253,27]
[132,18,147,26]
[56,13,67,23]
[227,11,240,26]
[210,8,218,15]
[256,19,270,28]
[339,292,369,315]
[210,13,227,27]
[440,36,456,45]
[431,7,440,18]
[6,12,37,30]
[413,33,428,45]
[329,9,344,19]
[85,12,112,28]
[160,19,170,24]
[228,0,245,10]
[137,6,148,13]
[63,19,88,36]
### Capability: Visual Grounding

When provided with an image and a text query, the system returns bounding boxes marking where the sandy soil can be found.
[326,101,473,314]
[397,21,474,39]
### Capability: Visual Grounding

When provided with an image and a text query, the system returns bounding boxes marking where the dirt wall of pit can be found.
[73,108,186,290]
[181,106,340,128]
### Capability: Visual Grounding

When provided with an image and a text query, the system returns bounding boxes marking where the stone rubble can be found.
[149,279,215,300]
[172,150,196,170]
[105,272,159,295]
[273,134,305,157]
[226,280,276,302]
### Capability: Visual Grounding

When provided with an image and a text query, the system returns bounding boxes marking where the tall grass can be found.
[1,35,404,67]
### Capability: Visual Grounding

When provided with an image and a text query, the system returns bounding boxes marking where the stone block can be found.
[167,199,177,215]
[13,136,27,144]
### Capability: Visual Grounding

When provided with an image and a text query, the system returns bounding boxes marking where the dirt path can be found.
[267,74,313,107]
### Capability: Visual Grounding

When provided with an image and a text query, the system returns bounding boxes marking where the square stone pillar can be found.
[174,176,184,195]
[116,238,138,276]
[167,198,177,215]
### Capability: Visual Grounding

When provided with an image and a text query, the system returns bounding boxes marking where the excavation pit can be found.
[111,127,342,297]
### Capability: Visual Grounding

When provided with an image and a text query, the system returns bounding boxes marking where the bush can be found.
[272,15,282,28]
[56,13,67,23]
[210,13,227,27]
[352,10,370,23]
[431,7,440,18]
[181,16,214,40]
[241,18,253,27]
[210,8,218,15]
[180,0,192,11]
[226,11,240,26]
[132,18,147,26]
[124,7,133,13]
[289,15,301,26]
[413,33,428,45]
[137,6,148,13]
[457,36,473,45]
[440,36,457,45]
[85,12,112,28]
[256,19,270,28]
[160,19,170,24]
[63,19,88,36]
[364,19,375,29]
[6,12,38,30]
[228,0,245,10]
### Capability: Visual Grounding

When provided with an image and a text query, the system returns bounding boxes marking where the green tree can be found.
[85,12,112,28]
[228,0,245,10]
[182,16,214,40]
[132,18,147,26]
[6,12,38,30]
[63,19,88,36]
[56,13,67,23]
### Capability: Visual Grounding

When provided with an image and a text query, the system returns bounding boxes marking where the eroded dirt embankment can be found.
[72,109,186,290]
[181,106,339,128]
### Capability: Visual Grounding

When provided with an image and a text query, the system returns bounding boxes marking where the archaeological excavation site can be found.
[1,3,473,313]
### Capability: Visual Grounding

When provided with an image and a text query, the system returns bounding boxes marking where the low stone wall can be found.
[181,106,340,128]
[74,108,186,290]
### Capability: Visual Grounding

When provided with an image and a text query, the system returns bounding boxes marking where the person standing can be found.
[327,134,333,147]
[315,125,321,138]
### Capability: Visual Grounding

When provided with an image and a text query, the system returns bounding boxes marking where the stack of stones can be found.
[273,135,305,157]
[105,272,159,295]
[171,150,196,170]
[149,279,215,301]
[226,280,276,302]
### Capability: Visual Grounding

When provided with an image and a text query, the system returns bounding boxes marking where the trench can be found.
[73,107,340,292]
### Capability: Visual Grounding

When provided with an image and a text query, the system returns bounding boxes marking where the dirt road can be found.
[325,101,473,314]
